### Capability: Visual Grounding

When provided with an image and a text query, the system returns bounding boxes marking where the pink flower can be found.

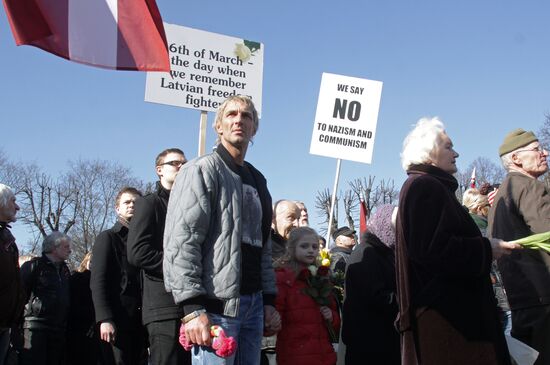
[179,323,237,358]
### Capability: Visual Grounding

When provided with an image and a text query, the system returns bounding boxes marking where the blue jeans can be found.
[192,292,264,365]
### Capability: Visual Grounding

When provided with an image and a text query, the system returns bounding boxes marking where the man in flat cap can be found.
[488,128,550,365]
[330,226,357,274]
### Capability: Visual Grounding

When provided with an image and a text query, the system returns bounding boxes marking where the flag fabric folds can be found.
[359,197,368,235]
[2,0,170,71]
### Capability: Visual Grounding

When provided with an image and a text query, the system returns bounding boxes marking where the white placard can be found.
[310,73,383,164]
[145,23,263,116]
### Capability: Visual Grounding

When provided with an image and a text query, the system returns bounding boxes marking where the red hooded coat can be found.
[275,266,340,365]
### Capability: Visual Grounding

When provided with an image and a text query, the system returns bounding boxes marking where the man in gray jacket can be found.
[488,128,550,365]
[164,95,280,364]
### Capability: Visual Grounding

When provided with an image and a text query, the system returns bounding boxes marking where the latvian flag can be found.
[470,167,476,189]
[2,0,170,71]
[488,188,498,207]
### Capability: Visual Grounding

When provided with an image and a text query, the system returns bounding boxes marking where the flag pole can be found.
[326,158,342,249]
[198,110,208,156]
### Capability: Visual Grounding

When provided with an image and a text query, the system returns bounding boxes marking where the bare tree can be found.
[468,157,506,186]
[342,189,357,231]
[538,113,550,189]
[349,176,376,219]
[374,179,398,205]
[2,157,142,265]
[315,188,338,238]
[65,159,142,262]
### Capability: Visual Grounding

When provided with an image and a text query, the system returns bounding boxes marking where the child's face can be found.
[295,233,320,265]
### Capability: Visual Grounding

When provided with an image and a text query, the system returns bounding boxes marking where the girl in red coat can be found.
[275,227,340,365]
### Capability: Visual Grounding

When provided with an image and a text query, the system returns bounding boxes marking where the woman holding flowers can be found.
[396,117,519,365]
[274,227,340,365]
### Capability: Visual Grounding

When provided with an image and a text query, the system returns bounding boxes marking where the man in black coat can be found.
[127,148,189,365]
[91,186,146,364]
[20,232,72,365]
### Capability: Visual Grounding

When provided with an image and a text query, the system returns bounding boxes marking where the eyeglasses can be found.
[159,160,186,168]
[515,146,546,154]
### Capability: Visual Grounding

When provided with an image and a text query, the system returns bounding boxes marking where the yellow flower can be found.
[321,258,330,267]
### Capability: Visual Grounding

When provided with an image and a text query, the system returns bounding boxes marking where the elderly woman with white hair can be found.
[395,117,518,365]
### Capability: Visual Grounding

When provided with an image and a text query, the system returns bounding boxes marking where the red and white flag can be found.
[359,197,368,235]
[470,167,476,188]
[2,0,170,71]
[488,188,498,207]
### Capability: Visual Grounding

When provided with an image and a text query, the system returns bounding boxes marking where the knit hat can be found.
[498,128,538,157]
[367,204,397,249]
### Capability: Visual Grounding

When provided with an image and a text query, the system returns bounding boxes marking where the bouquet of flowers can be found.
[179,324,237,358]
[299,248,340,342]
[511,231,550,253]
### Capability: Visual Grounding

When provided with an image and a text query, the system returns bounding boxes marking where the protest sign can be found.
[145,23,263,116]
[310,72,382,164]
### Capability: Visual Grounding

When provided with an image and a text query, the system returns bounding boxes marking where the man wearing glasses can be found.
[488,129,550,365]
[127,148,190,365]
[164,96,281,365]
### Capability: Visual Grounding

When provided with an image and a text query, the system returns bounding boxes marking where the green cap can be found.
[498,128,538,157]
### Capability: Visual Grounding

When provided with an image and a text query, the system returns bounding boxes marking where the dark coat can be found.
[329,246,352,273]
[67,270,99,365]
[21,255,71,331]
[91,222,142,329]
[0,223,25,327]
[127,182,183,324]
[342,232,400,364]
[395,165,510,365]
[275,267,339,365]
[488,172,550,310]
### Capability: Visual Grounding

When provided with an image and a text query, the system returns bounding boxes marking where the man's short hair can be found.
[115,186,142,207]
[155,148,185,167]
[213,95,259,144]
[0,184,15,209]
[42,231,71,254]
[500,151,515,172]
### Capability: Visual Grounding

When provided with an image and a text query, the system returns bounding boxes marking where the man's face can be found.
[0,194,19,223]
[273,201,300,240]
[430,132,459,174]
[337,234,356,249]
[215,101,256,149]
[52,239,72,262]
[156,152,187,188]
[116,192,139,221]
[296,203,309,227]
[512,141,549,178]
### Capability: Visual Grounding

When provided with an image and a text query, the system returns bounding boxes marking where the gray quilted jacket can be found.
[163,152,276,317]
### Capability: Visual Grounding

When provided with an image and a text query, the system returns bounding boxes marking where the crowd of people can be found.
[1,95,550,365]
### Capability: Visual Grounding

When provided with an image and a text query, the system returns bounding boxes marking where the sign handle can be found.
[198,110,208,156]
[326,158,342,249]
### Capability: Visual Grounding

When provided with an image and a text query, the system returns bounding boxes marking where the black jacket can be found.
[329,246,352,273]
[21,255,71,331]
[127,182,183,324]
[91,222,142,329]
[342,232,400,364]
[0,223,25,327]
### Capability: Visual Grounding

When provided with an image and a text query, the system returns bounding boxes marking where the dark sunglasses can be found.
[160,160,186,168]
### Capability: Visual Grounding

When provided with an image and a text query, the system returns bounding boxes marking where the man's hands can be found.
[185,313,212,346]
[490,238,520,259]
[100,321,116,343]
[264,305,281,336]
